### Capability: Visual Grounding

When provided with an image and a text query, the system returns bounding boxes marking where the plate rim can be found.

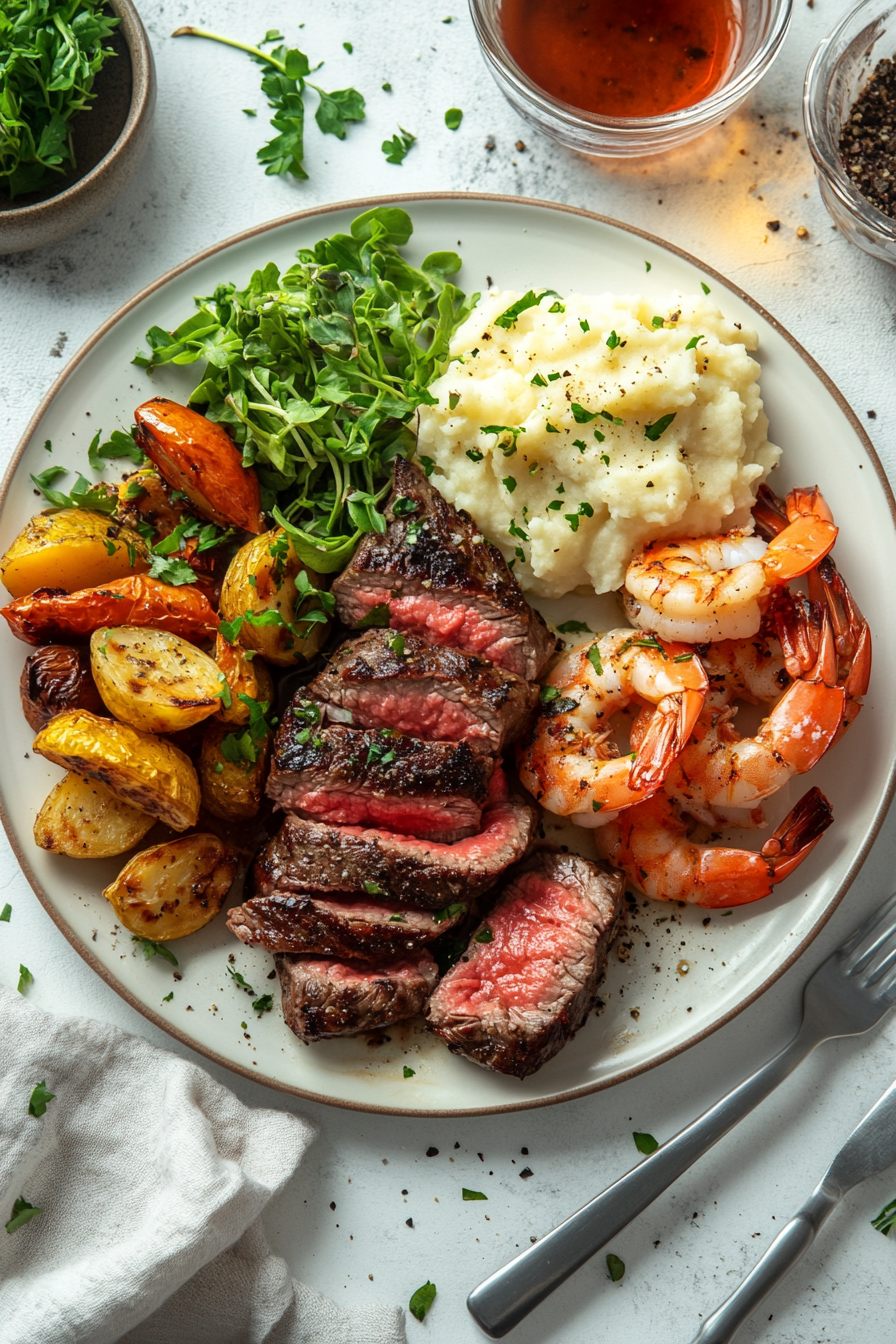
[3,189,894,1117]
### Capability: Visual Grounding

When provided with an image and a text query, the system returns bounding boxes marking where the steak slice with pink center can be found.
[227,890,469,958]
[426,850,624,1078]
[250,766,537,908]
[331,458,557,681]
[307,628,537,752]
[267,697,494,843]
[276,950,439,1041]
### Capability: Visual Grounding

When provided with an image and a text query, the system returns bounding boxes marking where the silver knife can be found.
[690,1076,896,1344]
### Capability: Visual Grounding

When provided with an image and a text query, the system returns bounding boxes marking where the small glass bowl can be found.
[468,0,792,158]
[804,0,896,267]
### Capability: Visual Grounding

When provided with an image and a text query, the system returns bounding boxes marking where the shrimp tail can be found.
[760,785,834,881]
[629,687,705,791]
[786,486,836,525]
[753,483,789,540]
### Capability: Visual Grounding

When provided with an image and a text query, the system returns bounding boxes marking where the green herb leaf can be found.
[357,603,392,629]
[685,335,705,351]
[587,645,603,676]
[606,330,620,350]
[432,902,466,924]
[579,318,590,332]
[473,926,494,943]
[131,937,178,966]
[162,991,174,1002]
[228,966,255,993]
[403,1065,416,1077]
[363,881,385,895]
[17,965,33,994]
[382,126,416,164]
[0,903,10,923]
[30,467,117,515]
[252,994,274,1013]
[343,41,353,53]
[445,107,463,130]
[701,281,711,294]
[531,372,547,387]
[494,289,559,330]
[651,315,665,328]
[557,620,591,634]
[645,261,652,272]
[502,477,517,493]
[382,81,392,91]
[571,403,597,423]
[28,1081,55,1118]
[633,1131,659,1155]
[539,685,560,703]
[312,85,366,139]
[872,1197,896,1235]
[409,1281,437,1321]
[5,1196,41,1235]
[606,1253,625,1282]
[448,391,460,410]
[463,1188,488,1200]
[645,413,676,442]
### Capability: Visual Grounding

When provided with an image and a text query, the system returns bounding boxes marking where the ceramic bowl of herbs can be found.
[0,0,155,253]
[805,0,896,267]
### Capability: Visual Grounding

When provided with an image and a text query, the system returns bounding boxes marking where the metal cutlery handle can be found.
[467,1024,820,1340]
[689,1187,837,1344]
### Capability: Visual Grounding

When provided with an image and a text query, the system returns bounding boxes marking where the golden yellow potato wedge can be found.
[90,626,225,734]
[0,508,148,599]
[33,772,155,858]
[32,710,200,831]
[103,833,238,939]
[219,529,330,667]
[199,721,270,821]
[214,633,274,725]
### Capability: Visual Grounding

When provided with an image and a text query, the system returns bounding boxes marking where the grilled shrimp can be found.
[595,786,833,908]
[658,604,845,826]
[623,487,838,643]
[516,630,708,824]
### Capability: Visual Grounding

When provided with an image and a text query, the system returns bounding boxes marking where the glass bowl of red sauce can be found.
[804,0,896,267]
[469,0,792,157]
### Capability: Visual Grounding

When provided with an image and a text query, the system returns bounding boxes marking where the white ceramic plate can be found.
[2,194,894,1116]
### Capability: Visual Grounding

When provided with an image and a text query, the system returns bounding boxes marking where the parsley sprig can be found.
[135,208,474,573]
[171,26,365,180]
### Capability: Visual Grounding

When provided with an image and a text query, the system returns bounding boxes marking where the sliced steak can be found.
[276,951,438,1041]
[426,850,624,1078]
[307,628,537,752]
[250,767,537,908]
[332,458,557,680]
[227,891,469,958]
[267,698,493,842]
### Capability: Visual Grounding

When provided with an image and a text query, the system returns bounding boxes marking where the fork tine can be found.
[840,892,896,973]
[872,963,896,1002]
[860,936,896,986]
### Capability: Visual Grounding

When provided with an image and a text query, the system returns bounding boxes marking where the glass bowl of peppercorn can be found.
[805,0,896,265]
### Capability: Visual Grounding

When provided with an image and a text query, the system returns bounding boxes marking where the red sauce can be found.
[500,0,742,119]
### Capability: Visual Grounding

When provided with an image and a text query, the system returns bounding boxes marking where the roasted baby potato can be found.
[103,833,238,939]
[90,626,225,734]
[214,633,274,725]
[33,772,155,858]
[0,508,148,599]
[134,398,264,534]
[2,573,219,646]
[219,529,330,667]
[20,644,106,732]
[32,709,200,830]
[199,720,270,821]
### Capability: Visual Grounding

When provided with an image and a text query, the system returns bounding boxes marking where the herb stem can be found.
[171,26,286,72]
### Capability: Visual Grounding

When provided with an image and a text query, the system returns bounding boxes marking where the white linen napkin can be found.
[0,986,406,1344]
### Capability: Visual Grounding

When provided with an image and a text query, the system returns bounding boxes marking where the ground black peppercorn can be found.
[840,55,896,218]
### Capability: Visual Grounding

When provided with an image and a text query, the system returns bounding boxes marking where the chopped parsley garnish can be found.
[548,300,565,313]
[606,330,620,350]
[571,403,597,424]
[293,702,322,727]
[131,936,179,966]
[651,315,664,328]
[592,799,604,812]
[28,1081,55,1118]
[463,1188,487,1200]
[633,1131,659,1155]
[685,334,705,351]
[545,422,560,434]
[388,632,406,656]
[382,126,416,164]
[645,261,652,272]
[502,476,516,493]
[701,281,711,294]
[433,902,466,924]
[473,927,494,943]
[564,502,593,532]
[557,620,591,634]
[606,1253,625,1282]
[599,410,624,425]
[162,992,174,1002]
[530,372,547,387]
[343,41,353,53]
[872,1197,896,1235]
[445,107,463,129]
[389,913,406,923]
[587,645,603,676]
[392,495,418,517]
[494,289,559,329]
[645,413,676,442]
[579,318,590,332]
[0,903,10,922]
[403,1065,416,1077]
[573,439,587,452]
[405,519,423,546]
[6,1196,41,1235]
[673,652,694,663]
[30,466,116,515]
[252,994,274,1013]
[448,391,460,410]
[466,449,484,463]
[508,519,529,542]
[539,685,560,703]
[547,371,561,381]
[363,881,385,895]
[357,602,392,629]
[17,965,33,994]
[409,1281,437,1322]
[367,740,396,766]
[419,456,436,478]
[547,500,562,511]
[221,696,276,766]
[228,966,255,993]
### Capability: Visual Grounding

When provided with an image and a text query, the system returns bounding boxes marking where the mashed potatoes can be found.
[416,289,780,598]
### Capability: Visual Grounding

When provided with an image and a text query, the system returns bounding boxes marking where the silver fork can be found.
[467,892,896,1340]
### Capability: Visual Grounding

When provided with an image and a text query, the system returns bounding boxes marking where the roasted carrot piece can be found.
[1,574,219,646]
[134,397,264,534]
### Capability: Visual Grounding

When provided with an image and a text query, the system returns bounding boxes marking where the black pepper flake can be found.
[426,1146,439,1157]
[521,1147,529,1155]
[329,1201,336,1211]
[520,1167,534,1179]
[766,219,781,231]
[868,409,877,418]
[840,57,896,219]
[454,1142,460,1149]
[401,1188,408,1195]
[406,1217,414,1227]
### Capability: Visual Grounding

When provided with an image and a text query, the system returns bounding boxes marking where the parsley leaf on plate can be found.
[131,936,178,966]
[28,1081,55,1118]
[633,1131,659,1155]
[409,1281,436,1321]
[382,126,416,164]
[5,1196,41,1234]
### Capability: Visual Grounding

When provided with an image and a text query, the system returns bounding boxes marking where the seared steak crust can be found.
[227,891,468,958]
[267,698,494,842]
[331,459,557,680]
[426,850,624,1078]
[249,769,538,909]
[307,628,537,751]
[276,951,439,1041]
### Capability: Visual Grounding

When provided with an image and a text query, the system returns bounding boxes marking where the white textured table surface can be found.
[3,2,896,1340]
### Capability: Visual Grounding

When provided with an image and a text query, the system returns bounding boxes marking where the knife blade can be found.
[820,1076,896,1195]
